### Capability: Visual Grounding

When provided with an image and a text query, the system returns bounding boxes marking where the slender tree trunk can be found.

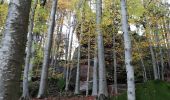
[28,44,35,81]
[65,13,74,91]
[65,30,71,91]
[155,53,160,79]
[120,0,135,100]
[74,33,82,95]
[64,30,70,89]
[50,12,60,68]
[22,0,38,99]
[156,31,165,80]
[162,17,170,68]
[0,0,31,100]
[53,13,64,68]
[111,0,118,95]
[75,0,86,94]
[92,41,98,96]
[112,32,118,95]
[148,33,158,80]
[133,38,147,82]
[86,37,91,96]
[37,0,58,98]
[96,0,108,97]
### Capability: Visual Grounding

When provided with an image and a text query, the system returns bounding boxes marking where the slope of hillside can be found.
[113,80,170,100]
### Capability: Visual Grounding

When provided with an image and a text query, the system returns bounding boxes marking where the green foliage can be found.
[57,78,65,91]
[33,4,49,34]
[0,3,8,27]
[113,80,170,100]
[127,0,145,23]
[0,3,8,41]
[33,43,43,68]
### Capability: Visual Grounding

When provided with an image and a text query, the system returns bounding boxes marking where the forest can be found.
[0,0,170,100]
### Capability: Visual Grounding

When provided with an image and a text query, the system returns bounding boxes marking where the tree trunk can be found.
[120,0,135,100]
[65,30,71,91]
[92,41,98,96]
[96,0,108,97]
[113,32,118,95]
[74,0,85,94]
[162,17,170,68]
[65,13,75,92]
[0,0,31,100]
[64,29,70,91]
[148,33,158,80]
[22,0,38,99]
[28,45,35,81]
[86,37,91,96]
[74,33,82,95]
[37,0,58,98]
[133,38,147,82]
[53,13,64,68]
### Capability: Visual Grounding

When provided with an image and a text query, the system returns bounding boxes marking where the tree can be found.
[74,0,85,95]
[22,0,38,99]
[86,35,91,96]
[96,0,108,97]
[92,39,98,96]
[120,0,135,100]
[74,32,81,95]
[0,0,31,100]
[65,12,74,92]
[37,0,58,98]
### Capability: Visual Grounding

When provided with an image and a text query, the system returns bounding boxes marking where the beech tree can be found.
[22,0,38,99]
[120,0,135,100]
[92,39,98,96]
[37,0,58,98]
[0,0,31,100]
[96,0,108,97]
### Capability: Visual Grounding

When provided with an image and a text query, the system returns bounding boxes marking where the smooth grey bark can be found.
[155,27,165,80]
[50,12,60,68]
[53,13,64,68]
[120,0,135,100]
[92,43,98,96]
[74,32,81,95]
[138,47,147,82]
[90,0,98,96]
[96,0,108,97]
[0,0,31,100]
[155,53,160,79]
[162,17,170,68]
[65,25,71,92]
[75,0,85,94]
[133,38,147,82]
[22,0,38,99]
[113,33,118,94]
[37,0,58,98]
[148,31,158,80]
[67,17,77,91]
[65,13,75,92]
[28,45,35,81]
[86,37,91,96]
[111,0,118,94]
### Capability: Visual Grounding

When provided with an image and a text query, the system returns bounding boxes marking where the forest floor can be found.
[114,80,170,100]
[32,96,96,100]
[32,80,170,100]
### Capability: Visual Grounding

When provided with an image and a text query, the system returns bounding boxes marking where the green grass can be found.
[112,80,170,100]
